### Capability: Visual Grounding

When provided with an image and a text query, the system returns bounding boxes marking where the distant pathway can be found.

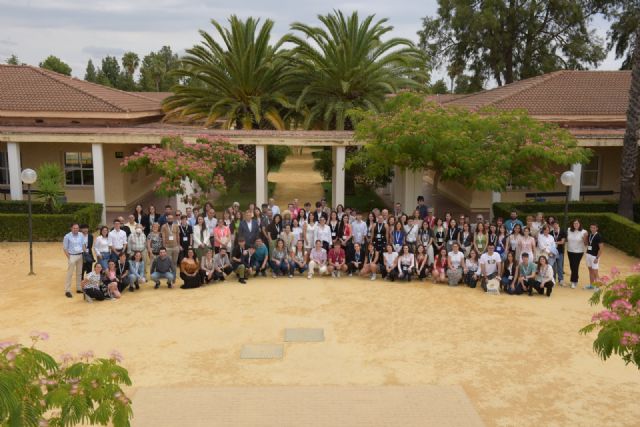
[270,147,325,207]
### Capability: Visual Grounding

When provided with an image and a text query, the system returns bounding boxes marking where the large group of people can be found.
[62,196,604,302]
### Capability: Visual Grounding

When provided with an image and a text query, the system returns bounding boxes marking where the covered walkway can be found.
[270,148,325,207]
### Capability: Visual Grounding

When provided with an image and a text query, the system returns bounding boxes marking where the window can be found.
[0,152,9,185]
[64,152,93,186]
[581,155,600,188]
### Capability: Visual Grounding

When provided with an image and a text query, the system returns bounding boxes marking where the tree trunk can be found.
[618,26,640,220]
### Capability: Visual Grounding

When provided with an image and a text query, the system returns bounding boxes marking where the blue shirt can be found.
[63,232,84,254]
[254,245,268,263]
[504,218,524,234]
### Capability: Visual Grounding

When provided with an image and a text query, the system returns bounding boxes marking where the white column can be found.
[401,169,423,214]
[570,163,582,201]
[91,143,107,224]
[176,177,194,213]
[332,146,346,207]
[255,145,268,206]
[7,142,22,201]
[491,191,501,221]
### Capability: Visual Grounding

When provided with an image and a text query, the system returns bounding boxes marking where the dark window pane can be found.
[65,170,81,185]
[82,169,94,185]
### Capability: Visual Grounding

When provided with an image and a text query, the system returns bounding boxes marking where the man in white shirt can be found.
[315,216,332,251]
[447,242,465,286]
[479,243,502,291]
[108,219,128,262]
[351,213,368,245]
[204,208,218,246]
[268,198,280,216]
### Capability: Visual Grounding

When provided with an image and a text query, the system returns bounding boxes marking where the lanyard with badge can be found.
[180,225,189,243]
[588,233,597,251]
[376,223,384,240]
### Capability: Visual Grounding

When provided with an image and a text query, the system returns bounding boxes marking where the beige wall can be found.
[3,142,156,210]
[430,147,623,212]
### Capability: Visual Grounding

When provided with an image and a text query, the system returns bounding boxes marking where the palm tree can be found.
[618,24,640,219]
[121,52,140,77]
[163,16,295,129]
[284,10,427,130]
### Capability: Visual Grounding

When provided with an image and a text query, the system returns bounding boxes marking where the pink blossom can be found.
[610,266,620,277]
[592,310,621,322]
[109,350,124,363]
[631,263,640,273]
[599,275,611,284]
[60,353,74,364]
[29,331,49,341]
[79,350,94,360]
[0,341,16,350]
[620,332,640,346]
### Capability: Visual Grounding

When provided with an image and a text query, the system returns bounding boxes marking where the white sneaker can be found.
[307,274,312,280]
[348,272,353,277]
[84,294,93,303]
[336,271,341,278]
[370,273,376,281]
[559,280,564,287]
[570,282,576,289]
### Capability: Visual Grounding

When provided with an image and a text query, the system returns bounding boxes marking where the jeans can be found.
[567,251,583,284]
[270,260,290,275]
[464,271,478,288]
[151,271,175,284]
[531,280,554,297]
[128,274,145,286]
[553,251,565,283]
[290,262,307,275]
[98,251,110,270]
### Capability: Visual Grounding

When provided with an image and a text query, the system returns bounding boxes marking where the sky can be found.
[0,0,623,82]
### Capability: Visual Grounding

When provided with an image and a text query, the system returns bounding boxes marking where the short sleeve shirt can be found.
[479,252,501,276]
[587,233,602,256]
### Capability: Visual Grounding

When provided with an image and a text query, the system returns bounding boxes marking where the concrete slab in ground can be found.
[132,385,484,427]
[284,328,325,342]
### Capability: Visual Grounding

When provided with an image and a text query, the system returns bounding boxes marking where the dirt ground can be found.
[270,147,325,207]
[1,241,639,426]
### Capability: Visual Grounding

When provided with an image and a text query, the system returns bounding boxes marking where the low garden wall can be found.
[0,201,103,241]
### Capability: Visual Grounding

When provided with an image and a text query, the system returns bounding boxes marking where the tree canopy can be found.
[39,55,72,76]
[163,16,295,129]
[598,0,640,69]
[419,0,606,86]
[285,10,428,130]
[347,93,591,192]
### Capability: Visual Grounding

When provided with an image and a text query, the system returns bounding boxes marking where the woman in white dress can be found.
[291,218,303,247]
[303,212,318,250]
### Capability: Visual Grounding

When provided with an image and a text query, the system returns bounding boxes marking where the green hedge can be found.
[493,201,640,223]
[493,203,640,257]
[0,202,103,241]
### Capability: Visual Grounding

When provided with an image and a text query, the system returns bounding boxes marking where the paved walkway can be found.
[270,148,325,208]
[132,385,484,426]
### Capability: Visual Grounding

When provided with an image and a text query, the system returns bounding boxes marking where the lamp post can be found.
[21,168,37,275]
[560,170,575,230]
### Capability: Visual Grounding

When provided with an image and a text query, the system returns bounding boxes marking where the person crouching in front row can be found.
[213,246,233,281]
[81,263,119,302]
[151,247,175,289]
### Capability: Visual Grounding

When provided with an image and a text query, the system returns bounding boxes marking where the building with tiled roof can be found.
[0,64,164,126]
[0,65,633,219]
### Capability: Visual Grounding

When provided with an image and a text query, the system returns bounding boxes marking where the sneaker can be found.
[288,274,293,278]
[307,274,312,280]
[348,272,353,277]
[84,294,93,303]
[583,284,595,290]
[65,291,73,298]
[76,289,83,294]
[370,273,376,281]
[239,278,247,284]
[154,282,160,289]
[558,280,564,287]
[135,282,140,290]
[336,271,341,278]
[272,273,278,279]
[168,283,173,289]
[570,282,576,289]
[128,286,134,292]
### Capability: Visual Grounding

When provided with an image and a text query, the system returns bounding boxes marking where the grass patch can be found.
[214,182,276,211]
[321,182,389,213]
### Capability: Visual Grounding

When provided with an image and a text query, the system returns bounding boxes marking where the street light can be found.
[560,170,575,230]
[21,168,37,276]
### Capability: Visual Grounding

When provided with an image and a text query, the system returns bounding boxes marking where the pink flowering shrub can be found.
[0,333,132,426]
[121,135,248,206]
[580,265,640,369]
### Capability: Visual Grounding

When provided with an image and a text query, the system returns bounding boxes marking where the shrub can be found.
[0,333,133,426]
[493,201,640,223]
[0,202,102,241]
[267,145,292,172]
[34,163,65,213]
[580,270,640,369]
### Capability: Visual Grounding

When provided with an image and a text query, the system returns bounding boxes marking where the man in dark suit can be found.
[238,211,260,247]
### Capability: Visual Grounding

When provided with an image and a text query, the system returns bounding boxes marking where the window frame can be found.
[63,151,94,187]
[581,155,601,189]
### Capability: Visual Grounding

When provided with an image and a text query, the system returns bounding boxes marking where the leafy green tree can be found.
[5,54,20,65]
[347,93,591,192]
[429,78,449,94]
[0,333,133,426]
[597,0,639,69]
[453,73,484,94]
[121,51,139,77]
[163,16,295,129]
[99,56,120,87]
[39,55,72,76]
[285,10,427,130]
[138,46,179,92]
[34,163,65,213]
[419,1,606,86]
[84,59,97,82]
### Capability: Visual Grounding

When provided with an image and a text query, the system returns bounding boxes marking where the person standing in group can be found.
[108,219,127,262]
[63,223,85,298]
[308,240,328,279]
[160,214,181,271]
[518,227,537,263]
[585,224,604,290]
[416,196,428,220]
[315,216,332,251]
[94,226,110,270]
[504,210,524,234]
[142,205,157,235]
[473,222,487,254]
[566,219,588,289]
[127,224,147,268]
[193,215,210,261]
[204,208,218,247]
[80,224,94,280]
[158,205,173,227]
[303,212,318,251]
[178,215,193,263]
[238,210,260,247]
[551,221,567,286]
[371,215,388,254]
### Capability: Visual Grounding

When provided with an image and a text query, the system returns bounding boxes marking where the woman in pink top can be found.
[213,221,231,253]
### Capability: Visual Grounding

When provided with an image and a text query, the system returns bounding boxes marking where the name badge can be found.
[376,234,381,239]
[332,232,336,237]
[168,236,174,241]
[437,238,443,243]
[508,276,513,280]
[587,245,592,250]
[183,237,188,242]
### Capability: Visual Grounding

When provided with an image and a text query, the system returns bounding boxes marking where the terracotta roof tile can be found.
[0,65,162,113]
[442,70,631,116]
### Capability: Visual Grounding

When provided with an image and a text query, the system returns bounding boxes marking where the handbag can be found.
[83,251,95,263]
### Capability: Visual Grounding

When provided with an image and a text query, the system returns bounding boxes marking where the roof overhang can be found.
[0,110,163,120]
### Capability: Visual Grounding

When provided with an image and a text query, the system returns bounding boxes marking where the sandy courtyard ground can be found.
[1,242,639,426]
